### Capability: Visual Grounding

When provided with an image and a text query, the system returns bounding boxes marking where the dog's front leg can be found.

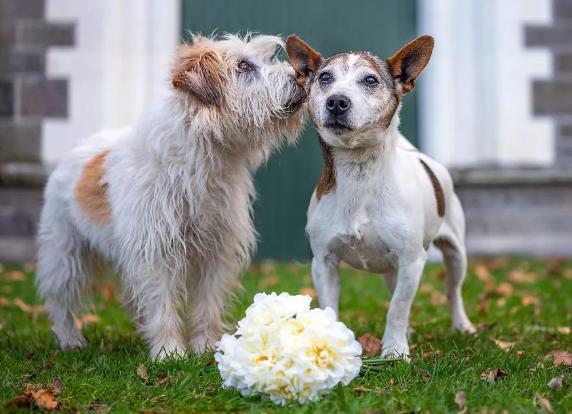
[381,254,426,362]
[188,257,238,353]
[312,253,340,316]
[133,268,187,359]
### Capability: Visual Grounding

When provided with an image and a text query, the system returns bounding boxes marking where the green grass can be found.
[0,259,571,413]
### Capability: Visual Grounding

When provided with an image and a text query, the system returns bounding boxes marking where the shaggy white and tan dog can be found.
[286,35,475,361]
[36,34,306,358]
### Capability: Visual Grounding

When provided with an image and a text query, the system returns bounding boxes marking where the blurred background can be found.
[0,0,570,262]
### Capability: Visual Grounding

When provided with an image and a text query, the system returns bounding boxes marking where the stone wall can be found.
[0,0,74,163]
[0,0,74,262]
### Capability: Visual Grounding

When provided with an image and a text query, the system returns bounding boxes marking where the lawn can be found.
[0,258,571,413]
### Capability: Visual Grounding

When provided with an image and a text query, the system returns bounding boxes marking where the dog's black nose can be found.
[326,94,351,115]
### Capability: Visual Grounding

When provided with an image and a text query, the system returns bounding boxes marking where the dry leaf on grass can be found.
[480,368,508,383]
[299,287,316,300]
[75,314,100,330]
[99,282,116,302]
[494,282,513,297]
[13,298,46,315]
[479,292,490,315]
[430,291,447,305]
[23,262,36,272]
[0,297,9,307]
[521,295,540,306]
[454,390,467,414]
[507,269,538,283]
[492,338,516,351]
[137,364,149,381]
[358,333,381,357]
[258,260,276,275]
[557,326,570,335]
[542,350,572,367]
[353,386,386,395]
[6,386,58,410]
[547,258,565,276]
[548,375,564,391]
[534,393,553,413]
[4,271,26,281]
[258,274,279,289]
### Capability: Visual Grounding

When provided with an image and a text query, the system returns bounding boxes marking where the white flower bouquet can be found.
[214,292,363,405]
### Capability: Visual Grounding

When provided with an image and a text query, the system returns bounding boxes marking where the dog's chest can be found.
[313,195,395,273]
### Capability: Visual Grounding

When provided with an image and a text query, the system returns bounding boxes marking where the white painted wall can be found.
[418,0,554,167]
[43,0,181,165]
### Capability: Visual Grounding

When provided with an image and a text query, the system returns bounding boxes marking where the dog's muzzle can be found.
[324,94,352,131]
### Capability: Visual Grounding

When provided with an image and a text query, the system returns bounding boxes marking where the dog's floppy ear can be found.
[386,35,434,94]
[172,43,225,106]
[286,35,322,85]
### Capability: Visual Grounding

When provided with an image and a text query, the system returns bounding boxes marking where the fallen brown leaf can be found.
[492,338,516,351]
[521,295,539,306]
[259,260,276,275]
[494,282,513,297]
[81,314,100,324]
[563,269,572,280]
[479,292,490,315]
[299,287,316,300]
[99,282,116,302]
[534,393,553,413]
[0,297,9,307]
[542,350,572,367]
[454,390,467,414]
[419,283,434,294]
[4,271,26,281]
[137,364,149,381]
[353,385,386,395]
[13,298,45,315]
[507,269,538,283]
[6,386,58,410]
[557,326,570,335]
[258,274,279,289]
[547,375,564,391]
[496,297,506,307]
[430,291,447,305]
[23,262,36,272]
[547,258,565,276]
[480,368,508,383]
[358,333,381,357]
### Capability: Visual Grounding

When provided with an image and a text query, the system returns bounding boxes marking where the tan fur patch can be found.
[75,151,111,225]
[172,43,225,105]
[316,135,336,200]
[419,159,445,217]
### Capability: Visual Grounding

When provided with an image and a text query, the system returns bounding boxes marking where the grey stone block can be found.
[0,0,44,19]
[555,52,572,73]
[0,237,37,263]
[19,78,67,118]
[0,187,43,237]
[533,80,572,115]
[525,24,572,49]
[0,123,42,162]
[554,0,572,21]
[0,51,44,75]
[0,80,14,117]
[17,21,75,49]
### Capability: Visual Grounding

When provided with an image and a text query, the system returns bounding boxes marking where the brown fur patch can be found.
[75,151,111,225]
[356,51,382,73]
[172,43,225,105]
[419,159,445,217]
[316,134,336,200]
[286,35,322,84]
[322,53,349,72]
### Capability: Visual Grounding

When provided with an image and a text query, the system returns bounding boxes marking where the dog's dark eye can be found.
[238,60,253,72]
[363,75,379,86]
[319,72,333,84]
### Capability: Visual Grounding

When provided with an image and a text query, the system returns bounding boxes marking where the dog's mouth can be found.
[324,119,353,133]
[284,88,307,114]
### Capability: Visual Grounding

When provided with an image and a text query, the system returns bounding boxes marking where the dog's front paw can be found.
[189,333,217,354]
[151,340,187,360]
[454,321,477,334]
[381,342,410,363]
[59,333,88,350]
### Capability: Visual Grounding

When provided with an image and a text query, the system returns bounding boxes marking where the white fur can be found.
[306,53,475,361]
[36,34,305,359]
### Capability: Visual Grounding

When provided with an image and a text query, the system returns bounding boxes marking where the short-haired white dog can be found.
[286,35,475,360]
[36,34,306,358]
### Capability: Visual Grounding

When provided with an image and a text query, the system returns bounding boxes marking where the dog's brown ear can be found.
[172,44,224,106]
[286,35,322,85]
[386,35,434,94]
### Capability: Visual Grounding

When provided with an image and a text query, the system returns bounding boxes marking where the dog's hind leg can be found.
[312,253,341,316]
[434,194,476,334]
[36,204,92,350]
